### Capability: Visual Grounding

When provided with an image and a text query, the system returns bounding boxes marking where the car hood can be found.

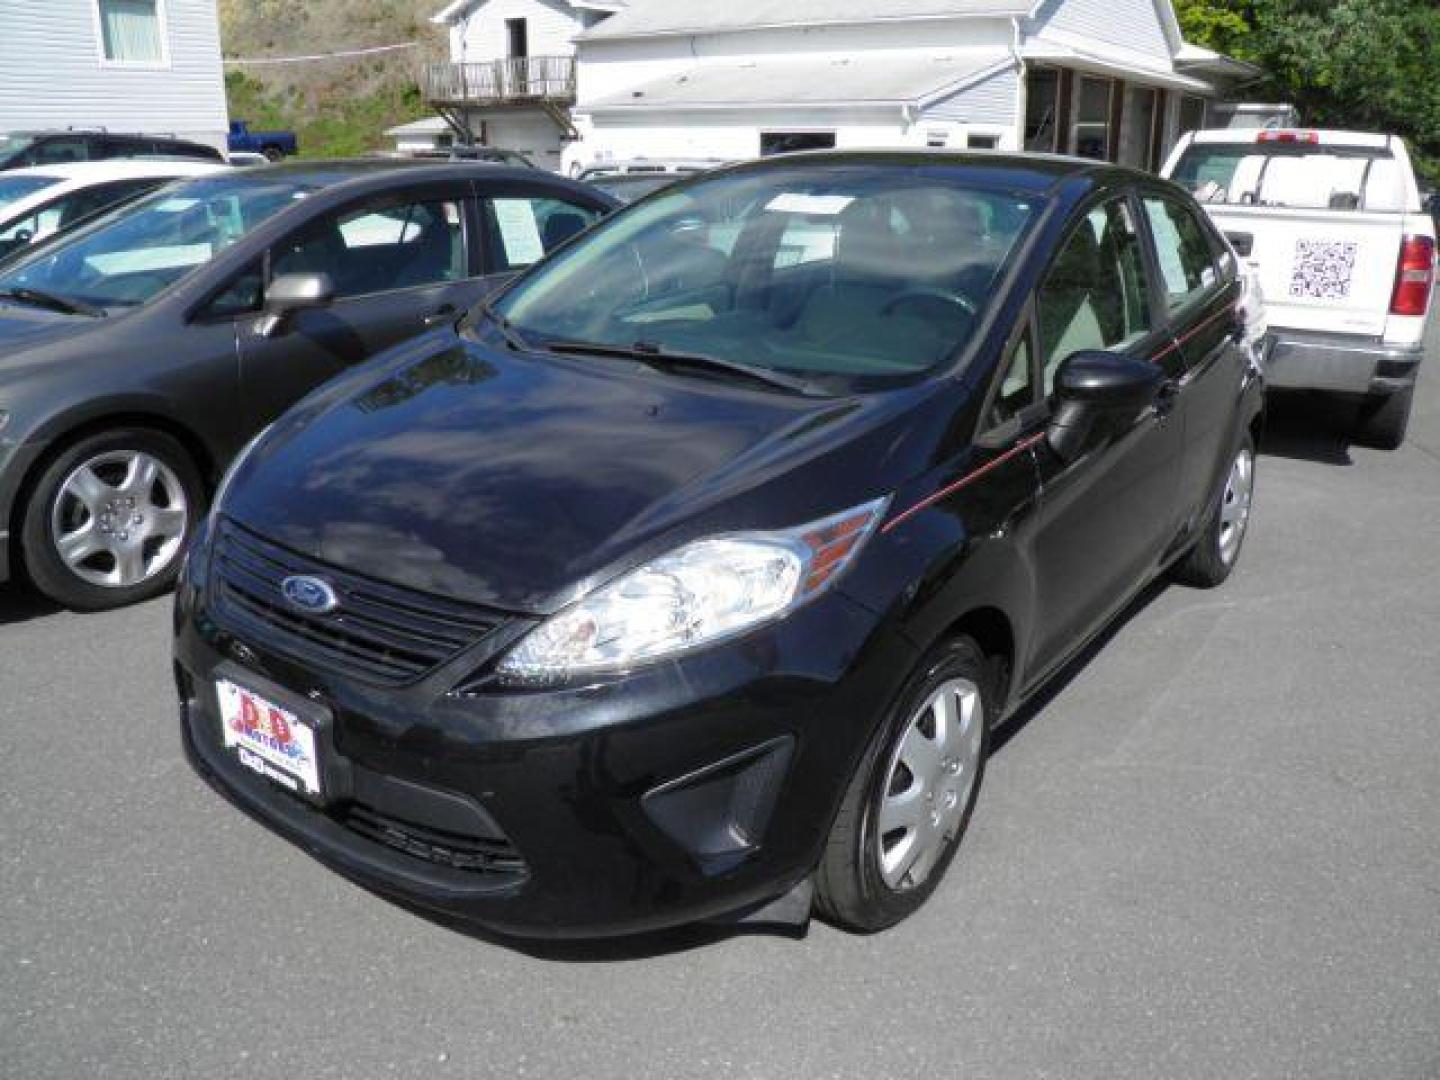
[223,336,938,613]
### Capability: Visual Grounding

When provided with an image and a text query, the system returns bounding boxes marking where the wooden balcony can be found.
[422,57,577,107]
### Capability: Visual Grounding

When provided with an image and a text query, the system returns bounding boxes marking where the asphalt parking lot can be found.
[4,339,1439,1079]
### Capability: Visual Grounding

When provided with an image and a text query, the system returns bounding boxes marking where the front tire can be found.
[1354,386,1414,451]
[20,429,202,611]
[1173,433,1255,589]
[816,637,991,933]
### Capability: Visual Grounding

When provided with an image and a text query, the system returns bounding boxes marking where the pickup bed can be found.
[1163,129,1435,449]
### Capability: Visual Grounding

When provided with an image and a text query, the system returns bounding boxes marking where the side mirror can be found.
[1047,350,1166,463]
[257,271,335,338]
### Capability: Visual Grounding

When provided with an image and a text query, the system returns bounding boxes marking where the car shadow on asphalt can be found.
[990,575,1170,756]
[1259,391,1359,466]
[0,584,62,627]
[385,893,811,963]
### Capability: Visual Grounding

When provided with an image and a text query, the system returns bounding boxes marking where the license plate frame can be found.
[215,673,327,804]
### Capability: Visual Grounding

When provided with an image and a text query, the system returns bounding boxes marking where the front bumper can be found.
[173,533,914,938]
[1266,330,1424,396]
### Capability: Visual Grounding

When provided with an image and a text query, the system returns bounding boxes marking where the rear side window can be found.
[29,138,89,165]
[1172,143,1405,212]
[1142,196,1218,311]
[482,196,603,271]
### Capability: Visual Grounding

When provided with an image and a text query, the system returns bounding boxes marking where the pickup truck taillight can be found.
[1391,235,1436,318]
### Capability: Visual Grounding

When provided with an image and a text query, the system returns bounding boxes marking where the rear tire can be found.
[261,145,284,162]
[1354,386,1414,451]
[815,637,991,933]
[20,428,202,611]
[1173,433,1255,589]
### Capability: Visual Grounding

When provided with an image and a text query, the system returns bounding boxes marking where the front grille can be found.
[211,520,505,686]
[342,804,527,876]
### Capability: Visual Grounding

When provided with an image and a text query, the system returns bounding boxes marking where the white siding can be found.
[0,0,228,149]
[466,107,567,167]
[1027,0,1172,66]
[577,19,1014,105]
[567,105,909,170]
[450,0,586,62]
[922,65,1018,127]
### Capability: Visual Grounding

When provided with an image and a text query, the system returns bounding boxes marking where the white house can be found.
[423,0,627,169]
[564,0,1254,174]
[0,0,229,151]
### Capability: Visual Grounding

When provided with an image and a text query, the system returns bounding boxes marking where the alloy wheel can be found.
[49,450,189,589]
[1218,444,1255,567]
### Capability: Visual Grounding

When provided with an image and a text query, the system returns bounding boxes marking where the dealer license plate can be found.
[216,678,323,799]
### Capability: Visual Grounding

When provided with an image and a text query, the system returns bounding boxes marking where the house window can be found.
[97,0,164,64]
[967,133,1000,151]
[1025,68,1061,153]
[760,132,837,156]
[1073,77,1113,161]
[1179,95,1208,138]
[927,130,949,148]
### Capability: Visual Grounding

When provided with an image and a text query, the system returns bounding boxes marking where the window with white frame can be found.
[97,0,165,64]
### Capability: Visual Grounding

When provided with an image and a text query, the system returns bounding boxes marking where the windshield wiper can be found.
[0,287,105,318]
[544,339,825,397]
[475,300,530,352]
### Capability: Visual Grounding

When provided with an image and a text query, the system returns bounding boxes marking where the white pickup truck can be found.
[1162,129,1435,448]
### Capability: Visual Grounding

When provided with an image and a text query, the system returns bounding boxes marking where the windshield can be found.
[1173,143,1406,212]
[495,165,1040,390]
[0,174,62,212]
[0,173,316,310]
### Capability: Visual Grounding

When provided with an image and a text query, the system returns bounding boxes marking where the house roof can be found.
[1019,40,1214,92]
[579,0,1032,40]
[583,52,1013,111]
[386,116,454,136]
[431,0,625,25]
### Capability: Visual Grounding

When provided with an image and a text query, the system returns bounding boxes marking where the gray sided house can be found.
[0,0,228,151]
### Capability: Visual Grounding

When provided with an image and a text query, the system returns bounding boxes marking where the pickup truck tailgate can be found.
[1204,206,1400,337]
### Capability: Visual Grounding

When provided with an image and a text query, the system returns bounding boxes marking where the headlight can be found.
[496,497,889,685]
[211,424,272,516]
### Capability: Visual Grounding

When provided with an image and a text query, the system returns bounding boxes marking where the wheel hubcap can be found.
[50,450,188,589]
[1218,445,1255,566]
[876,678,984,892]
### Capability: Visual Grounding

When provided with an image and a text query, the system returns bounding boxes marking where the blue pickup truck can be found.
[226,120,297,161]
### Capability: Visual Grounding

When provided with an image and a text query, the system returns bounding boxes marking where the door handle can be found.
[422,303,458,327]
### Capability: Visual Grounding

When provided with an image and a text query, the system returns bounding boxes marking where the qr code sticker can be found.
[1290,240,1359,300]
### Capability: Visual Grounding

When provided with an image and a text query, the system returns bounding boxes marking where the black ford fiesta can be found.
[174,152,1264,938]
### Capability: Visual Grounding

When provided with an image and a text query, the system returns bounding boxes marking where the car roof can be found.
[710,149,1138,197]
[2,160,228,184]
[178,159,618,204]
[1185,128,1394,150]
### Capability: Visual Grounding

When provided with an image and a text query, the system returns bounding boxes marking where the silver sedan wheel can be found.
[876,678,984,892]
[1218,444,1255,567]
[49,450,189,589]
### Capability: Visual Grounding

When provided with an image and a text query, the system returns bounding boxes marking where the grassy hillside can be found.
[218,0,446,158]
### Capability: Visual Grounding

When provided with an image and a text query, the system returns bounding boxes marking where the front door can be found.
[238,187,486,429]
[1025,194,1186,681]
[1137,188,1249,521]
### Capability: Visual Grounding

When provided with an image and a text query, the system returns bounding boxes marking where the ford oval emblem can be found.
[280,575,340,615]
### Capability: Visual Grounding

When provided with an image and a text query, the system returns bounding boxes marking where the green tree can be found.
[1175,0,1440,184]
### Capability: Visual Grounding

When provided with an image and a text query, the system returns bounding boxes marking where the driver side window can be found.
[1036,197,1152,394]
